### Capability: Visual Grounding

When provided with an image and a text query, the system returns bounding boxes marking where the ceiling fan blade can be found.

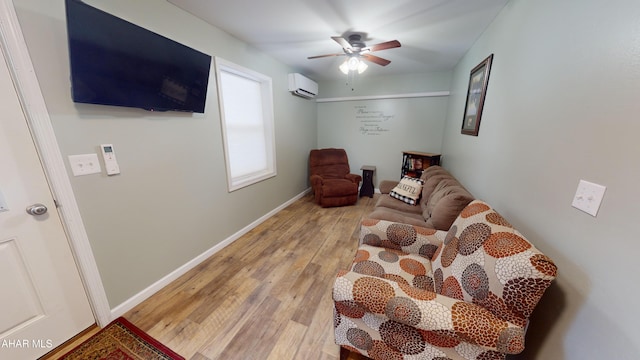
[361,54,391,66]
[331,36,354,53]
[307,53,345,59]
[362,40,401,53]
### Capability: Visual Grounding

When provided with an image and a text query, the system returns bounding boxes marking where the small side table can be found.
[360,166,376,198]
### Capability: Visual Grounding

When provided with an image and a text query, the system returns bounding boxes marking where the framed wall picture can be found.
[461,54,493,136]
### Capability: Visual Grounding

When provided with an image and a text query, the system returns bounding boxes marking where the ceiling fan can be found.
[307,33,401,67]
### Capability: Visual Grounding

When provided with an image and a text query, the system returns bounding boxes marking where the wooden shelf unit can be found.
[401,151,441,179]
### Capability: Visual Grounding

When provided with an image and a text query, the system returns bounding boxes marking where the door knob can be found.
[26,203,48,216]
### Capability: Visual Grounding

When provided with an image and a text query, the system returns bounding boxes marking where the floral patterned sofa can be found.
[333,200,557,360]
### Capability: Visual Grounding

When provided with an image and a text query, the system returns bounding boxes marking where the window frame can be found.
[214,57,277,192]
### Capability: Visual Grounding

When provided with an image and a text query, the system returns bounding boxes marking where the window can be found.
[215,58,276,191]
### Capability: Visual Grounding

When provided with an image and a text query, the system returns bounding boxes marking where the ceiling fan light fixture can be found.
[357,61,368,74]
[339,60,349,74]
[340,56,367,75]
[347,56,360,70]
[310,35,400,76]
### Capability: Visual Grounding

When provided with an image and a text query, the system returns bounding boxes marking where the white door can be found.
[0,45,94,359]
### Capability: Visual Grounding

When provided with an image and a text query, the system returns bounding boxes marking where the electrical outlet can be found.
[68,154,101,176]
[572,180,606,217]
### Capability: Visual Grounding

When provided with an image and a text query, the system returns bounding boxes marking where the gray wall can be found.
[15,0,317,307]
[317,72,451,185]
[14,0,640,355]
[442,0,640,358]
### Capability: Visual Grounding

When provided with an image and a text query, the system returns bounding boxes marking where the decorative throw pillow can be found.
[389,176,425,205]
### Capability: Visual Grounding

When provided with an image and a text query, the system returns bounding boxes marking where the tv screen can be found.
[65,0,211,113]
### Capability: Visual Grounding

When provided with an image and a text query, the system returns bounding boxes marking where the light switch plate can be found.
[572,180,606,216]
[68,154,102,176]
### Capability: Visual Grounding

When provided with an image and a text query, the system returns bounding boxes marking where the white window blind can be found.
[215,58,276,191]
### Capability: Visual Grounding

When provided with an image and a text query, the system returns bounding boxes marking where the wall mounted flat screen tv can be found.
[65,0,211,113]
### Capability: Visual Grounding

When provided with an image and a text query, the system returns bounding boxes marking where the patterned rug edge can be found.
[59,317,183,360]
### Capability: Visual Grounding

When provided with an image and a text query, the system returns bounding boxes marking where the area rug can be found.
[60,317,184,360]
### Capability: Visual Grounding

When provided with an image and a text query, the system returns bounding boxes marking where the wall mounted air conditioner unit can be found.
[288,73,318,99]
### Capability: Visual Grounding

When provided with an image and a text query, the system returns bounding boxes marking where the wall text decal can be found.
[355,105,394,135]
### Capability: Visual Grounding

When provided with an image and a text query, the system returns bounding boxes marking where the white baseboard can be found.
[110,188,311,319]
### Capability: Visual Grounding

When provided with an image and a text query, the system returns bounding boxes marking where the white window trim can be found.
[215,57,276,192]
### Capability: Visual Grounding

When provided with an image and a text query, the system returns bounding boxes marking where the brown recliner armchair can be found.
[309,148,362,207]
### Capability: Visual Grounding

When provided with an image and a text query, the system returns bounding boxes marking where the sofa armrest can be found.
[345,173,362,184]
[360,218,446,259]
[379,180,399,194]
[334,271,526,354]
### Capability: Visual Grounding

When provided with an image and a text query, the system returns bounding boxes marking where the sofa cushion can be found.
[420,174,459,207]
[419,165,450,181]
[430,200,557,326]
[351,244,434,290]
[423,179,474,231]
[367,207,429,228]
[375,194,423,214]
[389,176,424,205]
[379,180,399,194]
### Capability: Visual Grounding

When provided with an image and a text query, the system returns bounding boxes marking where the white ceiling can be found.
[167,0,509,81]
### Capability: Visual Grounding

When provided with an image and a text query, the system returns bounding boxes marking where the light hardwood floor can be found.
[46,193,376,360]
